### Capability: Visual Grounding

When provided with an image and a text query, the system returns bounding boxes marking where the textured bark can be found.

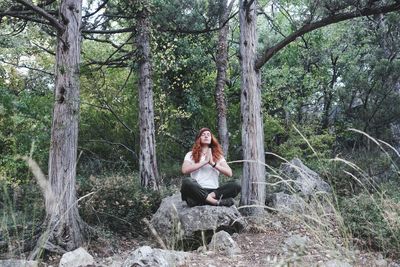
[239,0,266,215]
[30,0,84,258]
[321,54,338,130]
[137,1,159,190]
[215,0,233,157]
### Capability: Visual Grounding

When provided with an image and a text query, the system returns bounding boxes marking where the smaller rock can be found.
[273,192,306,213]
[208,230,241,256]
[122,246,191,267]
[59,247,95,267]
[0,260,41,267]
[283,234,309,253]
[321,259,352,267]
[375,259,388,267]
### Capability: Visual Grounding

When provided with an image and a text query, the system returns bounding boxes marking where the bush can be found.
[79,174,165,237]
[339,182,400,257]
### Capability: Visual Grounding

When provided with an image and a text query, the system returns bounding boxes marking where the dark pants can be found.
[180,177,241,207]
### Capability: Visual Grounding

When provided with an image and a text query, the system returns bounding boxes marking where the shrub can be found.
[79,174,165,237]
[339,182,400,257]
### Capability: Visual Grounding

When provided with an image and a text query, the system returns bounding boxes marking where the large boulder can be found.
[279,158,331,197]
[151,194,246,249]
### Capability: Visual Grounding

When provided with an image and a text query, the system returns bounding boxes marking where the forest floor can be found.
[40,213,398,267]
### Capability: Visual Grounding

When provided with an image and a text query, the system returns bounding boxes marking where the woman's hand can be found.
[207,148,215,166]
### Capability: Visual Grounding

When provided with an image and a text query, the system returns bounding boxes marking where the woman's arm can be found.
[182,160,209,174]
[213,160,232,177]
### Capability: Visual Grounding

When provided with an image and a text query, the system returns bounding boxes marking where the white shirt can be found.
[184,151,226,189]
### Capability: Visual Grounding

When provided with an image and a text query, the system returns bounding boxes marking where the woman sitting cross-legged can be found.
[180,127,241,207]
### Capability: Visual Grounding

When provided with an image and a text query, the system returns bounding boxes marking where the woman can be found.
[180,127,241,207]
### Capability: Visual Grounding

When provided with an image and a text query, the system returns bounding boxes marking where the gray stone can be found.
[272,192,306,213]
[151,194,246,248]
[122,246,191,267]
[59,247,95,267]
[0,260,41,267]
[283,234,309,252]
[321,259,353,267]
[375,259,388,267]
[208,230,241,256]
[279,158,331,196]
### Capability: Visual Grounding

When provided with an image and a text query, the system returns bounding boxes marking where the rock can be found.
[122,246,191,267]
[59,247,95,267]
[283,234,309,253]
[151,194,246,248]
[375,259,388,267]
[321,259,353,267]
[279,158,331,196]
[0,260,41,267]
[208,230,241,256]
[272,192,306,213]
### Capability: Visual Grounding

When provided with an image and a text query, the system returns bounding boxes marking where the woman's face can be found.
[200,131,212,145]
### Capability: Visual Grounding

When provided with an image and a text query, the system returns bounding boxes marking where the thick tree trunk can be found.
[215,0,233,157]
[137,1,159,190]
[31,0,84,258]
[239,0,266,215]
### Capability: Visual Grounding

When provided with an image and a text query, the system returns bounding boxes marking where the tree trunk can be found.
[239,0,266,215]
[31,0,84,258]
[321,54,338,130]
[137,1,159,190]
[215,0,233,157]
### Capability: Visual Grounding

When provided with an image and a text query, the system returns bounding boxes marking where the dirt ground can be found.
[62,213,399,267]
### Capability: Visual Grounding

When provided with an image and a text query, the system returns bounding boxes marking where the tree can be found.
[2,0,85,257]
[238,0,400,214]
[136,0,159,189]
[215,0,234,157]
[239,0,266,214]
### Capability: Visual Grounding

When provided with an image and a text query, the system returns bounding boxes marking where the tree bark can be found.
[239,0,266,215]
[215,0,233,158]
[30,0,84,258]
[136,0,159,190]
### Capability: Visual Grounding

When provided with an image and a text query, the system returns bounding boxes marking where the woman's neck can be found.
[201,146,209,153]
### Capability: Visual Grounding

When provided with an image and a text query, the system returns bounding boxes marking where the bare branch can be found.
[31,41,55,56]
[14,0,64,32]
[82,0,108,18]
[82,26,135,34]
[0,58,54,76]
[255,2,400,70]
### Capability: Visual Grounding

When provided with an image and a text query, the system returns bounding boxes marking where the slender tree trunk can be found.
[136,1,159,190]
[321,54,338,130]
[215,0,233,157]
[239,0,266,215]
[31,0,84,258]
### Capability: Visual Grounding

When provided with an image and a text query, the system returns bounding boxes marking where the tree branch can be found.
[255,2,400,70]
[14,0,64,32]
[82,0,108,18]
[0,58,54,76]
[82,26,135,34]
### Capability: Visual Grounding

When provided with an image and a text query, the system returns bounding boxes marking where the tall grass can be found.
[257,126,400,262]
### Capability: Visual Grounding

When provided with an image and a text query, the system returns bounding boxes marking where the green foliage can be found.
[268,123,335,167]
[339,183,400,257]
[79,174,165,236]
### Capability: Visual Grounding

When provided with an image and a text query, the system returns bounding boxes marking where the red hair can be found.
[191,131,223,163]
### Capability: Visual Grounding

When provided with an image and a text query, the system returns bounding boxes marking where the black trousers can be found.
[180,177,241,207]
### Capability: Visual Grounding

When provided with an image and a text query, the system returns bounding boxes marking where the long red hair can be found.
[191,132,223,163]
